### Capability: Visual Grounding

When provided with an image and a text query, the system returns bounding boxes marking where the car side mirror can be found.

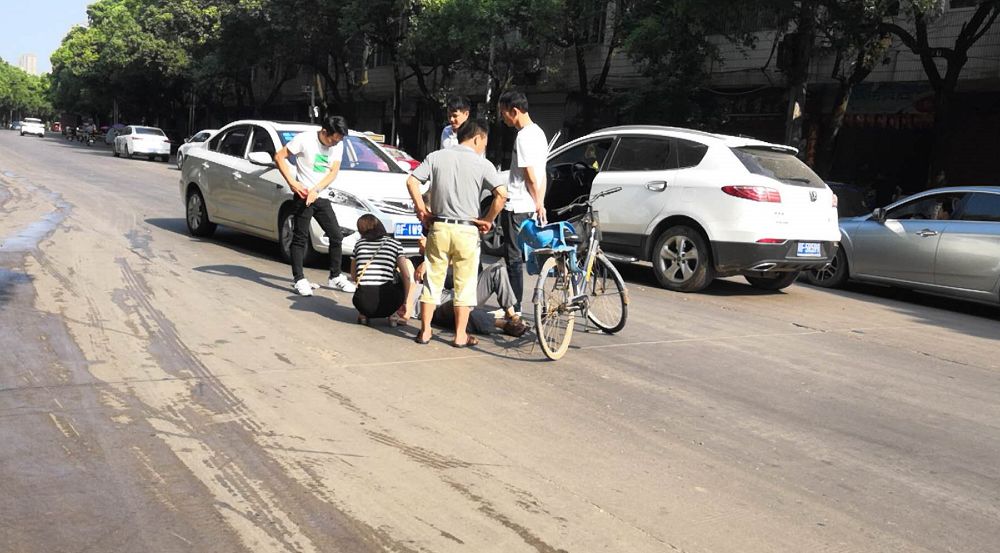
[247,151,275,167]
[872,207,887,223]
[184,137,191,143]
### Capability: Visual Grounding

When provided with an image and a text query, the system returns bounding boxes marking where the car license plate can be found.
[797,242,821,257]
[394,222,423,238]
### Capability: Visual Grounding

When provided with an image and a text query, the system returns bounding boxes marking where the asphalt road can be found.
[1,131,998,553]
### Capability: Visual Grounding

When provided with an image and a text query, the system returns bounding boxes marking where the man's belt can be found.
[433,217,478,226]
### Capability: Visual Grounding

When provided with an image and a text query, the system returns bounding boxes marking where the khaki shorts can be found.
[420,223,480,307]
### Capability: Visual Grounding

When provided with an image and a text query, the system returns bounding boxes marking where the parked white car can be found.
[179,119,423,262]
[113,125,171,162]
[20,118,45,137]
[538,125,841,291]
[176,128,218,170]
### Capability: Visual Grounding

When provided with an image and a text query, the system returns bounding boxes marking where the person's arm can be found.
[407,158,433,224]
[274,146,307,199]
[516,131,548,223]
[524,166,546,221]
[350,257,358,282]
[476,185,508,233]
[306,160,342,206]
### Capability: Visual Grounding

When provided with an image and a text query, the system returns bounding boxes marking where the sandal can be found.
[452,335,479,348]
[414,333,432,345]
[388,313,408,327]
[357,315,369,326]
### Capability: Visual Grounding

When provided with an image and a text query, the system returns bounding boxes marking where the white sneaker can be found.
[293,278,315,296]
[327,274,357,293]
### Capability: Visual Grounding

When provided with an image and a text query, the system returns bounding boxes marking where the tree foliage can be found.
[0,60,52,120]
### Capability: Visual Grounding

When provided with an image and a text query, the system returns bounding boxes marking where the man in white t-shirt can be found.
[439,96,471,150]
[274,114,357,296]
[498,90,547,313]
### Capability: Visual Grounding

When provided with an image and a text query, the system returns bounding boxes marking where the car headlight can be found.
[329,190,370,211]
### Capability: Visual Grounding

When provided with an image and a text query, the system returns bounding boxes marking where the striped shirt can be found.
[353,236,403,286]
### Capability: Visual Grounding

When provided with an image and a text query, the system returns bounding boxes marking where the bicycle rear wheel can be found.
[585,253,628,334]
[534,256,575,360]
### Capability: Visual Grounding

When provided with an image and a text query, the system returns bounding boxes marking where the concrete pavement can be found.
[1,131,998,552]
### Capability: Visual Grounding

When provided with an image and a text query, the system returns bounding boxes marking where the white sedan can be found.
[113,125,171,162]
[180,119,424,262]
[176,129,218,170]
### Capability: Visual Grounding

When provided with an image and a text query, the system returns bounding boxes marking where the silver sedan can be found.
[805,186,1000,306]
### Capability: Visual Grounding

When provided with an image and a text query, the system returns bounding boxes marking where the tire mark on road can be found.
[111,256,413,553]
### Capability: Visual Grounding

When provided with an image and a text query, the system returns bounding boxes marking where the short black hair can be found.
[457,118,489,143]
[321,115,349,136]
[446,96,471,112]
[356,214,387,241]
[498,90,529,113]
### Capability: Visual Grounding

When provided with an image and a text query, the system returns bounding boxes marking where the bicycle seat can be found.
[517,219,581,275]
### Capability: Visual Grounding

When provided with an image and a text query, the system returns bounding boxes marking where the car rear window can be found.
[732,147,824,188]
[136,127,166,136]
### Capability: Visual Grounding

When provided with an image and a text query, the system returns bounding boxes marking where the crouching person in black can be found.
[351,214,419,326]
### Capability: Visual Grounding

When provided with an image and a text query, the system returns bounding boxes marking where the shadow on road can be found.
[146,218,284,266]
[799,278,1000,340]
[613,261,782,297]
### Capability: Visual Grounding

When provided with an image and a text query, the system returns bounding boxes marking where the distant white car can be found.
[20,118,44,137]
[113,125,171,162]
[176,129,218,170]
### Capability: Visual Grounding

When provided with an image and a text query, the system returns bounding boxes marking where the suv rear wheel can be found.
[652,226,715,292]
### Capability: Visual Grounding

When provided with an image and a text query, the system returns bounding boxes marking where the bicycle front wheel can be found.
[585,252,629,334]
[534,256,576,360]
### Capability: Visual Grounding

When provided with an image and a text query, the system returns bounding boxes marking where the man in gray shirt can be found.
[406,119,508,347]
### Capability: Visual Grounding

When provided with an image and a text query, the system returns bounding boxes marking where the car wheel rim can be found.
[659,235,699,283]
[176,153,183,169]
[281,214,294,255]
[187,194,203,230]
[812,253,839,282]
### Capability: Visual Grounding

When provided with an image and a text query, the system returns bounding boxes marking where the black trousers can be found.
[353,281,405,319]
[499,210,530,312]
[291,197,343,282]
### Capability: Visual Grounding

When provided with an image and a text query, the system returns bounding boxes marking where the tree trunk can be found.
[784,0,818,154]
[816,80,853,178]
[391,63,403,146]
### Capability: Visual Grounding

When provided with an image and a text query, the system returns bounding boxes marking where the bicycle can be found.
[517,187,629,360]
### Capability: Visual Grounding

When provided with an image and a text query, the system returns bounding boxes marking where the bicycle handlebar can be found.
[552,186,623,216]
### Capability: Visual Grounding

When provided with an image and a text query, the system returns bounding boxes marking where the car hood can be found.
[333,170,427,201]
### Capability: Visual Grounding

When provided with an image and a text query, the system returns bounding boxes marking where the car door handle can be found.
[232,171,242,180]
[646,181,667,192]
[201,162,210,170]
[916,229,938,237]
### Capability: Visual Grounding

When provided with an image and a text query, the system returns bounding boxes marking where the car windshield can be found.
[136,127,166,136]
[342,136,403,173]
[277,130,303,145]
[732,147,825,188]
[276,130,403,174]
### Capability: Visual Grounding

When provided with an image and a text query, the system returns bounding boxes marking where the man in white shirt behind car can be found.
[498,90,547,314]
[274,114,357,296]
[439,96,470,150]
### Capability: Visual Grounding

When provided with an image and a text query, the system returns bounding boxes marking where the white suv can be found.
[542,125,840,291]
[180,120,423,262]
[20,118,45,137]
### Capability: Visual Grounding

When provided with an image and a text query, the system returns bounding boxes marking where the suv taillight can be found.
[722,186,781,203]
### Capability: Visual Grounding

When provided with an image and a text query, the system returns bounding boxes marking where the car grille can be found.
[371,199,415,215]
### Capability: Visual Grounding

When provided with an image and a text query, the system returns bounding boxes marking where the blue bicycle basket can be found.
[516,219,581,275]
